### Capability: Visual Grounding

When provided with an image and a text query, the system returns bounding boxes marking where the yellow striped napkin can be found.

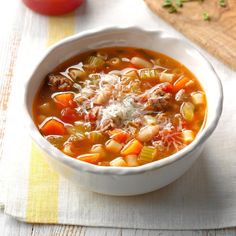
[1,3,236,230]
[26,13,76,224]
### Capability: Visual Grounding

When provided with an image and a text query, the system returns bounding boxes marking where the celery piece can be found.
[86,56,105,68]
[138,146,157,163]
[180,102,194,121]
[139,69,159,80]
[88,131,104,144]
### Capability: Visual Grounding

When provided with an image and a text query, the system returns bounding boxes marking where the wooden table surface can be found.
[0,0,236,235]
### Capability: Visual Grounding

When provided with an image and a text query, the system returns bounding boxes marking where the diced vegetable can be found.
[139,69,159,80]
[121,139,143,156]
[105,139,123,153]
[136,125,159,142]
[159,72,174,83]
[110,130,130,143]
[61,107,78,123]
[66,126,86,141]
[191,92,205,105]
[180,102,195,121]
[74,121,91,132]
[69,69,87,81]
[46,135,69,149]
[124,155,139,167]
[67,134,86,145]
[88,131,104,144]
[53,92,75,109]
[138,146,157,164]
[66,123,90,135]
[39,102,51,115]
[182,130,194,144]
[174,76,190,91]
[86,56,105,68]
[110,157,127,167]
[130,57,153,68]
[90,144,106,158]
[124,70,139,79]
[77,153,101,164]
[161,82,174,93]
[40,118,67,136]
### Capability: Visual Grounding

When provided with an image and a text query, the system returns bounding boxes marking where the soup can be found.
[33,47,206,167]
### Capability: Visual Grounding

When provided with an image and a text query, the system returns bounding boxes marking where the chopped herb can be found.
[169,5,178,13]
[176,0,183,7]
[162,0,178,13]
[218,0,226,7]
[203,12,211,21]
[162,0,173,7]
[161,0,226,19]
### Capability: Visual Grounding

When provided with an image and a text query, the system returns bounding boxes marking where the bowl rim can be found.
[24,26,223,175]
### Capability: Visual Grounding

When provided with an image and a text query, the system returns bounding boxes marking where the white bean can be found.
[95,90,111,105]
[136,125,159,142]
[130,57,153,68]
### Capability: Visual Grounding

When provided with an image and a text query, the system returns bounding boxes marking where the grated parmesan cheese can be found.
[100,96,142,125]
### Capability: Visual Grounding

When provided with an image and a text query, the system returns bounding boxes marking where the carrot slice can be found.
[40,118,66,136]
[110,130,130,143]
[77,153,101,164]
[53,93,75,109]
[173,76,190,92]
[121,139,143,156]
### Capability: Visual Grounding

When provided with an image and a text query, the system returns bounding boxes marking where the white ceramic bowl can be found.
[24,26,223,196]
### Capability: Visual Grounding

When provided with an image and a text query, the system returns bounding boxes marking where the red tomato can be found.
[162,83,174,93]
[88,113,97,122]
[61,108,78,123]
[181,120,188,129]
[22,0,83,16]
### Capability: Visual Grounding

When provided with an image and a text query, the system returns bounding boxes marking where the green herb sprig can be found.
[162,0,178,13]
[219,0,226,7]
[161,0,227,20]
[203,12,211,21]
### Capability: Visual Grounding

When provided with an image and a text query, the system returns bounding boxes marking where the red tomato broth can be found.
[33,47,207,167]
